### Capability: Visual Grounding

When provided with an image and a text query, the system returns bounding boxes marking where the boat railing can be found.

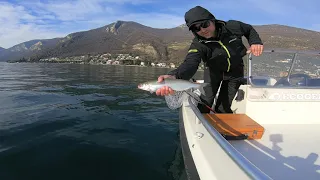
[187,96,272,180]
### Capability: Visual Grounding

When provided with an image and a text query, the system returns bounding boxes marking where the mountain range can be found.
[1,20,320,63]
[0,47,5,53]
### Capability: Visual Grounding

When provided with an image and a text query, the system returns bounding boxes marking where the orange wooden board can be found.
[203,114,265,140]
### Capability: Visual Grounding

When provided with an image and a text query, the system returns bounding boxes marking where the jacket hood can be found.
[185,6,216,29]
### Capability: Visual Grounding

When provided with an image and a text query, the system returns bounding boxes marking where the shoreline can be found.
[5,61,205,71]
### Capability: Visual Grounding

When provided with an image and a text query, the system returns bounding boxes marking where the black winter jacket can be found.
[168,20,263,80]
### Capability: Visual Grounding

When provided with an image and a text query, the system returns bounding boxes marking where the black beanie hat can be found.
[185,6,216,30]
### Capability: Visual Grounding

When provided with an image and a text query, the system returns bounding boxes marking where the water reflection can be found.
[0,62,193,180]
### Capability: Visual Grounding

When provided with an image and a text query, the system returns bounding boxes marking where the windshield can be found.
[247,51,320,88]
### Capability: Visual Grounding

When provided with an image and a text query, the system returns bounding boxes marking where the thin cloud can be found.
[244,0,319,27]
[246,0,295,15]
[0,0,183,48]
[0,2,65,48]
[0,0,319,48]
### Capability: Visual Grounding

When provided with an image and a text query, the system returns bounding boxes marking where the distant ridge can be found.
[1,20,320,63]
[0,47,5,52]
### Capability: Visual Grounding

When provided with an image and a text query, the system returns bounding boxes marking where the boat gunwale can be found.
[187,96,272,180]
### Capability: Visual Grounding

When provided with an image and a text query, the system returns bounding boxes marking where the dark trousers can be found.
[197,65,244,113]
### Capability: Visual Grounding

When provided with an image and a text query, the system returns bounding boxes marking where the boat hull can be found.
[179,108,200,180]
[179,95,267,180]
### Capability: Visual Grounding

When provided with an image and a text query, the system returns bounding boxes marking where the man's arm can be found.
[167,44,202,80]
[228,20,263,56]
[236,21,263,45]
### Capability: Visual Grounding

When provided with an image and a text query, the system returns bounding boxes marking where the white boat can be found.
[179,51,320,180]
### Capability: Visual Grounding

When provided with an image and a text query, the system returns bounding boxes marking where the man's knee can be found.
[196,94,214,113]
[215,80,241,114]
[197,103,211,113]
[228,79,242,98]
[214,105,233,113]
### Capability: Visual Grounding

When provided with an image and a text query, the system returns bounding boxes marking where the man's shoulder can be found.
[224,20,243,29]
[215,19,241,28]
[188,38,210,55]
[222,20,250,36]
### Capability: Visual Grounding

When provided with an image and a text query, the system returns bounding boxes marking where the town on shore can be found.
[10,51,320,78]
[12,52,206,70]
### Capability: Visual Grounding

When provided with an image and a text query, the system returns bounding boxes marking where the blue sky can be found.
[0,0,319,48]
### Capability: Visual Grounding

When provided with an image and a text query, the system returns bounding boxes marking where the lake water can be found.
[0,62,203,180]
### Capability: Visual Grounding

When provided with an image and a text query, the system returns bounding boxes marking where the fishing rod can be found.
[183,90,217,113]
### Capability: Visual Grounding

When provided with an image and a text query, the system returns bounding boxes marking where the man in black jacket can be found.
[156,6,263,113]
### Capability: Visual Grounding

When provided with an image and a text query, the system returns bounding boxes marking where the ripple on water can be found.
[0,63,185,180]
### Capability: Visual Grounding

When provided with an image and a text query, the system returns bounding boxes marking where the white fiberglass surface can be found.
[229,124,320,180]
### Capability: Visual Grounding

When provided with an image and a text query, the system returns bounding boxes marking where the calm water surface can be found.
[0,62,203,180]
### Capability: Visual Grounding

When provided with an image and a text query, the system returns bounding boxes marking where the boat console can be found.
[231,51,320,124]
[180,50,320,180]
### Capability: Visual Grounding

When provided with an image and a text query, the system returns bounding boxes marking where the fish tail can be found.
[193,82,209,97]
[198,82,209,90]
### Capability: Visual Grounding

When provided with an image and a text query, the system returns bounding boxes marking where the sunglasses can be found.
[191,20,211,32]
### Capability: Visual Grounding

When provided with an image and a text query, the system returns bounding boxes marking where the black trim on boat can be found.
[179,108,200,180]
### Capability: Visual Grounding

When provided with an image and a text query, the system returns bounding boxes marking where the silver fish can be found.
[138,79,208,93]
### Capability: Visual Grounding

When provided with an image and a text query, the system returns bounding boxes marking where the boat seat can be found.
[203,114,265,140]
[307,79,320,86]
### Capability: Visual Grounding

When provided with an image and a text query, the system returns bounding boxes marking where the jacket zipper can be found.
[200,40,231,73]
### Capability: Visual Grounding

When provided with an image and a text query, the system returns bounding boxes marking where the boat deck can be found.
[229,124,320,180]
